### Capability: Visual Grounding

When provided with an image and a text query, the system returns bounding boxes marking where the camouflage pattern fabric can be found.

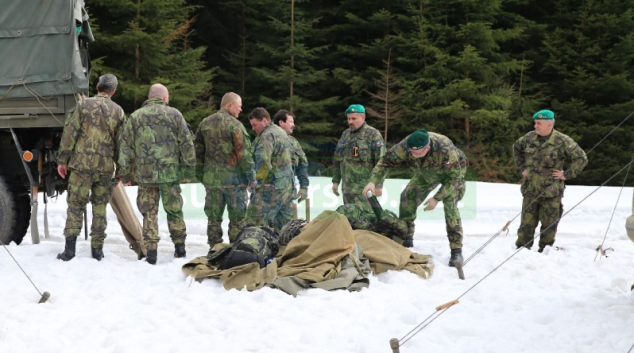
[211,226,279,269]
[136,184,187,250]
[370,132,467,250]
[513,129,587,198]
[205,186,248,245]
[278,219,308,246]
[335,203,408,241]
[516,196,563,250]
[195,109,254,246]
[332,123,385,206]
[247,185,295,233]
[288,135,309,197]
[57,93,126,174]
[118,97,196,185]
[248,123,294,232]
[63,170,114,248]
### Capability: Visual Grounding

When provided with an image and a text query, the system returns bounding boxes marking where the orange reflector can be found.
[23,150,34,162]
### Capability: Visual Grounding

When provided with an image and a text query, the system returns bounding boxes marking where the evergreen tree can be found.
[88,0,215,123]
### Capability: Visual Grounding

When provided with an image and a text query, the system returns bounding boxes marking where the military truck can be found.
[0,0,93,245]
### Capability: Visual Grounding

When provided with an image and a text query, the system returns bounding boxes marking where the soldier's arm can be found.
[370,131,387,187]
[331,133,345,185]
[57,103,82,166]
[176,114,197,178]
[433,151,461,201]
[296,143,309,190]
[513,136,526,174]
[113,108,126,173]
[369,143,406,186]
[193,122,206,180]
[254,135,274,184]
[563,138,588,179]
[117,118,135,184]
[234,125,255,184]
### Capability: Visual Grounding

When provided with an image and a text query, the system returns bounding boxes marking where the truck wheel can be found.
[12,188,31,245]
[0,176,17,245]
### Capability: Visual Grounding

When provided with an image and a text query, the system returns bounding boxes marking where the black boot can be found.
[448,248,464,267]
[57,236,77,261]
[146,249,158,265]
[174,243,186,258]
[91,248,104,261]
[402,237,414,248]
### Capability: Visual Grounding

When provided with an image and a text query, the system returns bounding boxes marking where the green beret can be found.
[345,104,365,115]
[533,109,555,120]
[407,129,430,150]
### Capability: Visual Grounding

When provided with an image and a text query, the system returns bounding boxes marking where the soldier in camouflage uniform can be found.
[246,107,295,233]
[56,74,126,262]
[118,84,196,265]
[513,109,588,252]
[195,92,254,252]
[332,104,385,206]
[363,129,468,267]
[273,109,309,202]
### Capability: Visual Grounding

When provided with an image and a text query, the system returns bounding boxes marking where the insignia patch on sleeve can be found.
[568,144,575,151]
[444,161,452,168]
[376,141,383,148]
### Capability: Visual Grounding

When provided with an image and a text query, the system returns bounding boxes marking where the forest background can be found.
[86,0,634,185]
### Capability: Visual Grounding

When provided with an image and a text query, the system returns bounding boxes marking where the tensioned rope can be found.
[593,151,634,261]
[463,110,634,266]
[397,158,634,347]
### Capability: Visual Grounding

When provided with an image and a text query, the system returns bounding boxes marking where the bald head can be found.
[221,92,243,118]
[148,84,169,103]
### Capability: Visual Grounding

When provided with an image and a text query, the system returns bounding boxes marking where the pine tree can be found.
[88,0,215,123]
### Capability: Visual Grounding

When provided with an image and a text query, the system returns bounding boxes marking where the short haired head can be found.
[220,92,242,118]
[274,109,294,125]
[249,107,270,121]
[96,74,118,94]
[148,83,169,103]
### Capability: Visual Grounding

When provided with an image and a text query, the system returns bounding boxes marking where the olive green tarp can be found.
[0,0,92,99]
[182,211,434,295]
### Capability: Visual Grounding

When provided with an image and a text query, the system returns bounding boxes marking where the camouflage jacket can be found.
[118,98,196,185]
[370,132,467,201]
[252,123,294,190]
[288,135,309,190]
[513,129,588,197]
[336,203,407,240]
[332,123,386,190]
[194,109,254,188]
[57,93,125,175]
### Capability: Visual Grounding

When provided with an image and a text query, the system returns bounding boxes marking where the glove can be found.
[402,237,414,248]
[297,188,308,203]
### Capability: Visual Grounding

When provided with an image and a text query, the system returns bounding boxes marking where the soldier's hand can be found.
[552,170,566,180]
[57,164,67,179]
[402,237,414,248]
[332,183,340,196]
[522,169,528,179]
[423,197,438,211]
[375,187,383,197]
[297,188,308,203]
[362,182,375,198]
[114,175,121,186]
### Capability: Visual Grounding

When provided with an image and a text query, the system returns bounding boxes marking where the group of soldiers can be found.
[55,73,589,268]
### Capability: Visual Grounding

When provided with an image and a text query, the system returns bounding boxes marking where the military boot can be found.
[91,248,104,261]
[57,236,77,261]
[174,243,186,258]
[448,248,464,267]
[146,249,158,265]
[402,221,415,247]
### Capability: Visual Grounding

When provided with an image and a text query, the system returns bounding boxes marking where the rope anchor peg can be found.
[595,245,614,258]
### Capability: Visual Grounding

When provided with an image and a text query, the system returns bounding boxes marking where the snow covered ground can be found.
[1,178,633,353]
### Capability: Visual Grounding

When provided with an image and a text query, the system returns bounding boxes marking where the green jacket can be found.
[252,123,294,190]
[370,132,467,201]
[288,135,309,190]
[332,123,386,191]
[118,98,196,185]
[194,109,254,188]
[513,129,588,197]
[57,93,125,175]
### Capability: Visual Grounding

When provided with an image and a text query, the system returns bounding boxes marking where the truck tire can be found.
[0,177,31,245]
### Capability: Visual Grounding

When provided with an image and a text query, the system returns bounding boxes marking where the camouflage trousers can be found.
[342,183,371,208]
[516,196,563,250]
[205,186,248,246]
[399,177,466,250]
[63,170,114,249]
[136,183,187,250]
[247,185,294,234]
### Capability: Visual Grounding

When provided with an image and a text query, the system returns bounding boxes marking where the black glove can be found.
[402,237,414,248]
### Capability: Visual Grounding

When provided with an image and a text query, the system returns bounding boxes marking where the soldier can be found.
[246,107,294,233]
[273,109,309,202]
[194,92,254,253]
[332,104,385,206]
[513,109,587,252]
[363,129,468,267]
[56,74,126,261]
[118,84,196,265]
